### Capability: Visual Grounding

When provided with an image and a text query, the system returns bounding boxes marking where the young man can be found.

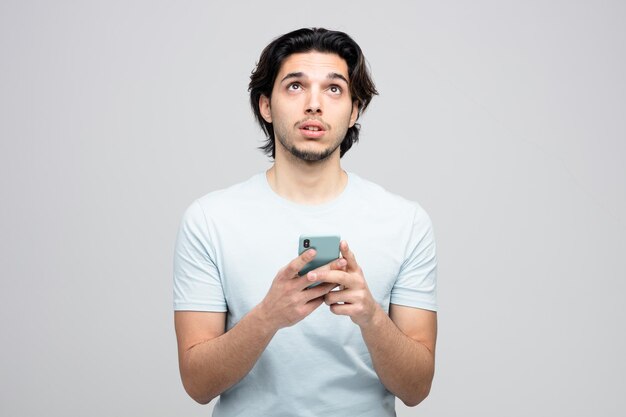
[173,28,438,416]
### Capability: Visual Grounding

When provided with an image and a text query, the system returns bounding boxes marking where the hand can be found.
[258,249,345,331]
[306,240,381,328]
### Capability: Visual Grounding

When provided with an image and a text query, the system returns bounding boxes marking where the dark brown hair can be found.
[249,27,378,160]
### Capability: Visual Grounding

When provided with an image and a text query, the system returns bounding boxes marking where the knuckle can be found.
[295,305,307,317]
[290,294,301,306]
[286,260,298,272]
[287,266,301,278]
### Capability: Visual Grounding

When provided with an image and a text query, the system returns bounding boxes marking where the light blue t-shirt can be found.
[173,170,438,416]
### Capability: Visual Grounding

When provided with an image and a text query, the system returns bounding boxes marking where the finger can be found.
[334,257,348,270]
[312,256,347,273]
[302,257,347,287]
[329,303,353,316]
[339,240,359,272]
[306,269,350,287]
[302,294,325,314]
[302,256,347,279]
[283,248,317,279]
[299,271,341,290]
[302,282,338,300]
[324,288,356,305]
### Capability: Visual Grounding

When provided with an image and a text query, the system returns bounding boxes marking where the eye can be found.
[328,85,342,94]
[287,83,302,91]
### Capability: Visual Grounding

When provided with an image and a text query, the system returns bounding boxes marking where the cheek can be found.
[277,102,302,121]
[341,103,356,124]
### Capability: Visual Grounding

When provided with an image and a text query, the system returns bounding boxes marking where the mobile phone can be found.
[298,235,341,289]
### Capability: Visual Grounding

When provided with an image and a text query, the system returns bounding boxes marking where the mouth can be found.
[298,121,326,138]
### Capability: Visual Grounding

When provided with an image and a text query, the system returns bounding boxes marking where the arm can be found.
[175,250,345,404]
[174,307,277,405]
[359,304,437,407]
[315,240,437,407]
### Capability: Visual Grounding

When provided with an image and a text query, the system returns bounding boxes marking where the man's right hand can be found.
[257,249,345,331]
[176,249,346,404]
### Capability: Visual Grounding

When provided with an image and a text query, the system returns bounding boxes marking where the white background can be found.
[1,1,624,415]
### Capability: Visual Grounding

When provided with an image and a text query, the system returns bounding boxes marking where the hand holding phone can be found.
[257,247,340,331]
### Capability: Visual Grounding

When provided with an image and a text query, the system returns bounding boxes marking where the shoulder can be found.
[190,172,262,213]
[349,172,432,225]
[177,173,264,230]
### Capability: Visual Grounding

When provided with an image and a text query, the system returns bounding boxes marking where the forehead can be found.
[277,51,349,80]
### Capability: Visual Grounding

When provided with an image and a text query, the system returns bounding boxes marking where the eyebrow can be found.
[279,72,349,85]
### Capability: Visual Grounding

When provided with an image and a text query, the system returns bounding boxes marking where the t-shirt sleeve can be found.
[390,205,438,311]
[173,199,227,312]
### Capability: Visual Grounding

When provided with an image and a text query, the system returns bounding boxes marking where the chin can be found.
[287,144,326,159]
[279,136,340,161]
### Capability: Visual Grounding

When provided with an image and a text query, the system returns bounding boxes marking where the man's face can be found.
[259,51,359,162]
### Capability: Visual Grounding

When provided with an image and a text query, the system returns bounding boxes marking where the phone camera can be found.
[303,239,310,248]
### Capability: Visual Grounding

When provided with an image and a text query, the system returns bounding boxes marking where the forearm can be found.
[181,305,277,404]
[360,306,435,407]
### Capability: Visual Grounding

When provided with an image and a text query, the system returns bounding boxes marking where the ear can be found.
[259,95,272,123]
[348,100,359,128]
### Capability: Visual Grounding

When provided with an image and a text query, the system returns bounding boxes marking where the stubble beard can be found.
[274,126,347,163]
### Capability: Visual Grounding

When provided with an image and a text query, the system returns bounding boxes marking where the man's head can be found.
[249,28,378,161]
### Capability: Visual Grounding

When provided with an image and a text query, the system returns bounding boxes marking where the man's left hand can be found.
[306,240,382,328]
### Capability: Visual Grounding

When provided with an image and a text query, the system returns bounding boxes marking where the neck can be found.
[265,158,348,205]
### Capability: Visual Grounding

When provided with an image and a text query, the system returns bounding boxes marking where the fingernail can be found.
[308,272,317,280]
[338,259,347,266]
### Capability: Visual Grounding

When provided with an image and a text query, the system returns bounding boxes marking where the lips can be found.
[298,120,326,138]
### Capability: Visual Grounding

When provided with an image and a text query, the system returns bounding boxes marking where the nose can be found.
[305,89,322,115]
